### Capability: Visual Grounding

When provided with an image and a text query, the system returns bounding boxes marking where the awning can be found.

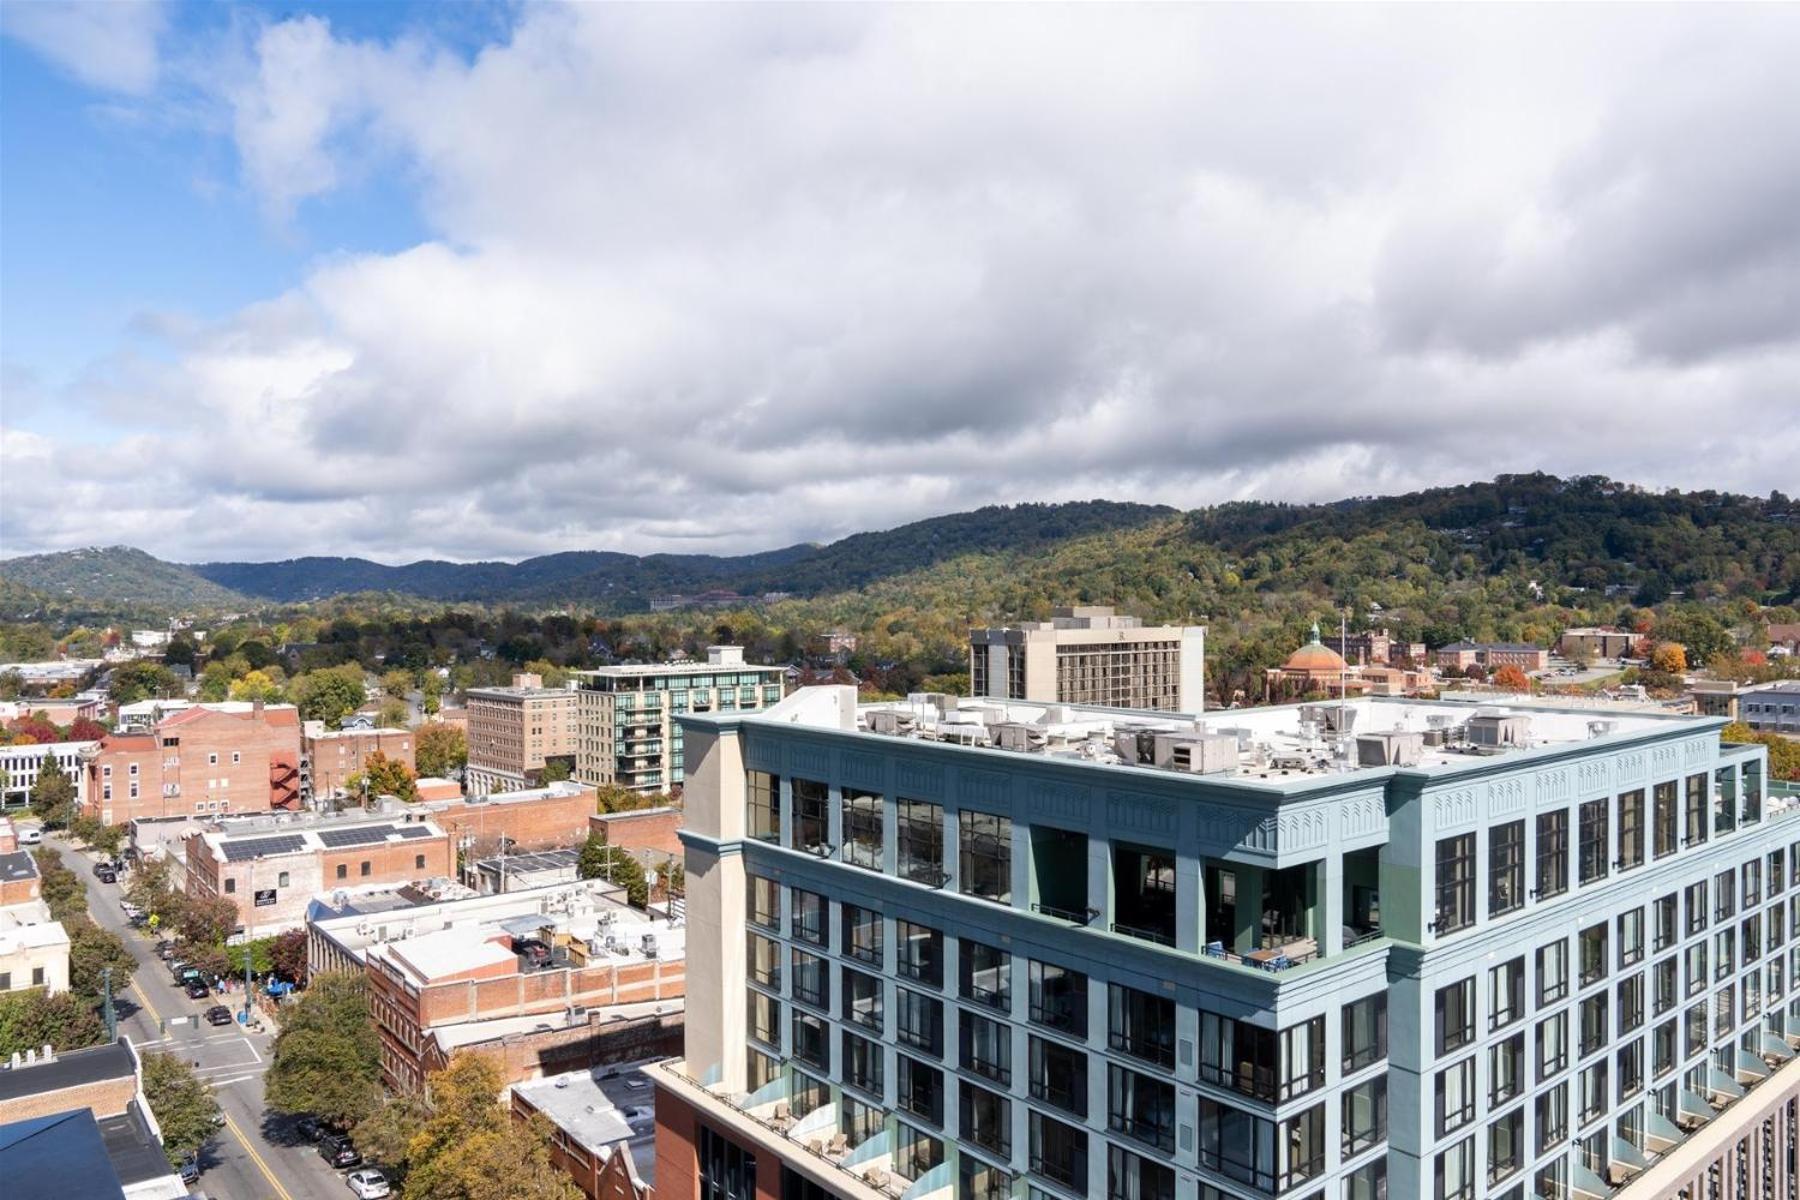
[1646,1110,1683,1153]
[1708,1064,1746,1101]
[1679,1088,1716,1124]
[1763,1032,1795,1062]
[1572,1160,1613,1200]
[1735,1048,1769,1082]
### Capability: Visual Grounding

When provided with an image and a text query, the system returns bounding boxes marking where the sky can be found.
[2,2,1797,566]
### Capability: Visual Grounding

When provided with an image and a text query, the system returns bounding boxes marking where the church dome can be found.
[1283,623,1347,673]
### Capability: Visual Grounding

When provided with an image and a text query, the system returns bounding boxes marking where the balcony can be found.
[651,1060,913,1200]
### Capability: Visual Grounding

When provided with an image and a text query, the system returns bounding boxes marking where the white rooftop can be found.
[379,927,516,984]
[511,1061,660,1187]
[759,687,1702,786]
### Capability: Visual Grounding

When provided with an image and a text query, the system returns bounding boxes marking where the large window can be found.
[1107,1146,1174,1200]
[960,940,1010,1011]
[896,988,943,1056]
[1489,1109,1525,1185]
[1343,993,1387,1072]
[792,1010,828,1069]
[896,1055,942,1126]
[1490,821,1524,916]
[1619,908,1645,968]
[1490,957,1525,1030]
[699,1125,757,1200]
[842,787,883,871]
[1196,1098,1274,1192]
[896,920,942,987]
[1538,1012,1567,1081]
[1028,960,1087,1036]
[895,1122,942,1178]
[1491,1033,1525,1107]
[747,874,779,930]
[791,949,828,1009]
[1110,1065,1176,1152]
[1436,1057,1475,1135]
[1436,834,1475,934]
[1029,1111,1087,1192]
[1436,977,1475,1054]
[1537,1083,1567,1151]
[1654,781,1678,858]
[1537,811,1569,899]
[1342,1075,1387,1156]
[1539,939,1569,1004]
[960,1012,1011,1085]
[1579,799,1609,884]
[1578,992,1609,1058]
[790,778,829,856]
[842,1029,882,1096]
[842,904,882,965]
[1685,773,1709,846]
[1030,1035,1088,1117]
[895,798,945,887]
[747,990,781,1047]
[791,888,826,945]
[959,811,1012,903]
[1436,1137,1474,1200]
[1202,1014,1284,1102]
[842,967,882,1032]
[959,1080,1010,1156]
[1108,983,1177,1069]
[1654,893,1678,952]
[747,771,781,842]
[747,933,781,990]
[1579,921,1609,986]
[1618,789,1645,871]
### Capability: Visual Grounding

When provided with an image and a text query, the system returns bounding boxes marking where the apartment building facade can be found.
[1743,686,1800,736]
[1435,643,1553,674]
[81,702,302,824]
[572,647,785,795]
[466,674,580,798]
[652,687,1795,1200]
[970,606,1206,713]
[303,724,417,800]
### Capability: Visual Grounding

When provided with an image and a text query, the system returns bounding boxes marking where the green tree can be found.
[539,759,572,784]
[351,1093,430,1182]
[109,660,181,705]
[0,988,105,1056]
[415,722,467,779]
[376,697,410,728]
[0,670,24,700]
[577,831,649,907]
[229,669,285,703]
[263,974,383,1128]
[269,929,309,984]
[141,1051,220,1166]
[347,750,417,802]
[196,660,233,702]
[32,848,87,922]
[381,668,415,698]
[399,1053,581,1200]
[68,813,124,857]
[289,664,367,726]
[224,937,275,976]
[67,917,138,997]
[29,751,76,827]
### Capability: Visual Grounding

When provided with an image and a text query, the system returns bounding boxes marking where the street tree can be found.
[263,974,383,1129]
[177,894,239,948]
[67,917,138,997]
[269,929,309,984]
[414,722,467,778]
[400,1053,581,1200]
[141,1051,220,1166]
[347,750,417,802]
[0,989,105,1056]
[29,751,76,827]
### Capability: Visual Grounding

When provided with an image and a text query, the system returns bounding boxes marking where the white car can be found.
[346,1170,390,1199]
[17,827,42,846]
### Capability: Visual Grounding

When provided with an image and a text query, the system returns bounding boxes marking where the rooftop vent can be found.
[1356,731,1424,767]
[1467,714,1531,748]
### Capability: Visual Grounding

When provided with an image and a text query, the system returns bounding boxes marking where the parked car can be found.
[185,979,212,1000]
[96,866,117,884]
[178,1155,199,1185]
[120,899,143,917]
[171,963,199,985]
[155,940,176,960]
[318,1135,362,1169]
[345,1169,390,1199]
[205,1005,235,1026]
[296,1115,328,1142]
[17,827,41,846]
[127,912,147,928]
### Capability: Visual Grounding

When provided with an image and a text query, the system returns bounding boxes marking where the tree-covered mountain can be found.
[0,546,250,609]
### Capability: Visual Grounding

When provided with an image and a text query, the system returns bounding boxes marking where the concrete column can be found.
[1089,835,1111,930]
[1234,864,1265,953]
[1175,850,1202,953]
[1319,854,1344,957]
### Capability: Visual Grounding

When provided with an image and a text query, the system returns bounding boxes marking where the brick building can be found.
[302,724,417,801]
[511,1063,660,1200]
[82,702,302,825]
[589,806,683,857]
[183,815,453,937]
[1556,625,1638,661]
[1433,639,1551,673]
[420,781,597,856]
[466,674,580,797]
[308,880,684,1094]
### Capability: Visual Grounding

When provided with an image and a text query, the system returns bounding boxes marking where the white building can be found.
[0,740,97,812]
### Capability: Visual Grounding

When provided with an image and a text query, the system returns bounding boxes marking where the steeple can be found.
[1309,621,1321,644]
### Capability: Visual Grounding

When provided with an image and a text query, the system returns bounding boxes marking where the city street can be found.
[47,833,353,1200]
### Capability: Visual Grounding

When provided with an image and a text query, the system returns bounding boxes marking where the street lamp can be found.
[242,854,263,1023]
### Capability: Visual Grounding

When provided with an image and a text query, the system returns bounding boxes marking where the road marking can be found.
[129,980,163,1025]
[209,1073,264,1086]
[243,1037,262,1063]
[222,1109,294,1200]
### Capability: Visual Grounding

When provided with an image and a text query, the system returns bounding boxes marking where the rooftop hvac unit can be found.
[640,932,659,959]
[1426,714,1455,730]
[992,723,1039,752]
[868,710,914,736]
[1356,731,1425,767]
[1467,714,1531,748]
[1588,720,1619,739]
[1162,735,1240,774]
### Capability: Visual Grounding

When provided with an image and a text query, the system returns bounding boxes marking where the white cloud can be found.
[2,0,167,95]
[4,5,1799,563]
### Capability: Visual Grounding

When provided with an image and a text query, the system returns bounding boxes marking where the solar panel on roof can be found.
[316,825,398,849]
[221,835,306,862]
[395,826,432,839]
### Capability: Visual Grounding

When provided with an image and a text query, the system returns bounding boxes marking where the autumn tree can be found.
[269,929,309,984]
[110,660,181,705]
[376,698,410,728]
[399,1053,581,1200]
[415,722,467,778]
[141,1051,220,1165]
[1651,643,1688,674]
[263,974,383,1129]
[178,894,240,948]
[347,750,417,802]
[1491,664,1531,692]
[229,670,285,703]
[381,668,415,698]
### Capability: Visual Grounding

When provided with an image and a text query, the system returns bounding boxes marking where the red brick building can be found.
[421,781,596,855]
[303,725,417,799]
[82,703,302,825]
[589,806,682,857]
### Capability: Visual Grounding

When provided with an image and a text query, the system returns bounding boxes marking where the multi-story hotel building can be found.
[652,686,1800,1200]
[969,606,1206,713]
[80,702,302,824]
[572,647,785,795]
[466,674,580,797]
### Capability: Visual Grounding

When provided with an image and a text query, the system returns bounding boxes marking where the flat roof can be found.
[512,1061,660,1187]
[380,927,517,984]
[572,662,783,680]
[0,1040,134,1105]
[0,1109,129,1199]
[0,851,38,885]
[751,688,1714,788]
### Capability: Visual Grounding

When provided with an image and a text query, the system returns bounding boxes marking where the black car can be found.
[185,979,212,1000]
[155,941,177,960]
[296,1115,328,1142]
[318,1134,361,1169]
[96,867,117,884]
[205,1005,235,1026]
